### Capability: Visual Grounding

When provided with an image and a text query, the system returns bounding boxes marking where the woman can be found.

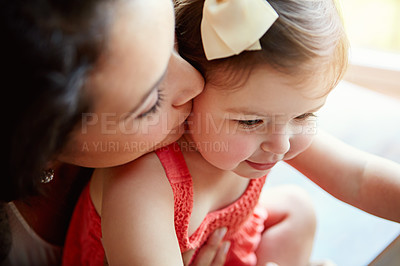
[1,0,227,264]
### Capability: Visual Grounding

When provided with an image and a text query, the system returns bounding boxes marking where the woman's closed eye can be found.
[137,89,164,119]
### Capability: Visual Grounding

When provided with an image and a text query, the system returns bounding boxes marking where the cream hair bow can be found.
[201,0,278,60]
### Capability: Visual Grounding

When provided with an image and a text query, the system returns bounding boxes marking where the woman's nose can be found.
[170,51,204,107]
[261,125,291,156]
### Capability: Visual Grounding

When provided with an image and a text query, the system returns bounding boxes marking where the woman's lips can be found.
[246,160,277,171]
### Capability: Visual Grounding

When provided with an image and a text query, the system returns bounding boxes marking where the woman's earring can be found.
[40,169,54,184]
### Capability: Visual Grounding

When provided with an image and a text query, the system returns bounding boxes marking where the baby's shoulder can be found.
[101,151,173,205]
[111,151,165,181]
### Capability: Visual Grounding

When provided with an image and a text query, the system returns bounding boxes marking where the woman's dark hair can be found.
[1,0,112,201]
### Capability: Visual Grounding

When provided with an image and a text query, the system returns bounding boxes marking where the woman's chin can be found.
[154,123,186,149]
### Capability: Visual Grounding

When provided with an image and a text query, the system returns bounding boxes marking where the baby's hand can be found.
[189,228,230,266]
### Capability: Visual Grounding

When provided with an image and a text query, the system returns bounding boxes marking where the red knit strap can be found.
[155,142,194,251]
[156,142,192,184]
[188,176,266,247]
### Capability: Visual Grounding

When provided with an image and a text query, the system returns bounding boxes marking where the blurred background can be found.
[340,0,400,54]
[339,0,400,99]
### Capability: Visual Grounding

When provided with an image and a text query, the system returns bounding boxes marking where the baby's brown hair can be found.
[175,0,349,95]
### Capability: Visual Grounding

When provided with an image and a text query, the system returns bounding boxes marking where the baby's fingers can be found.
[190,228,229,266]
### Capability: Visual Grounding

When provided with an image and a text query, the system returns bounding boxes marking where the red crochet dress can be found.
[62,183,104,266]
[62,142,267,266]
[156,142,268,265]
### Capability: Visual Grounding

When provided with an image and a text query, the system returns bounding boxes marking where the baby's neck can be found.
[177,135,226,176]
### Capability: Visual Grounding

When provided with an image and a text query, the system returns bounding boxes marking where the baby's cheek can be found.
[205,136,253,170]
[227,138,254,159]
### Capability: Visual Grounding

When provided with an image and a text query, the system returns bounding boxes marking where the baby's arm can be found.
[288,130,400,222]
[100,152,184,265]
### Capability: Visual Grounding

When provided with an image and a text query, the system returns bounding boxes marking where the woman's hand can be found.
[188,228,230,266]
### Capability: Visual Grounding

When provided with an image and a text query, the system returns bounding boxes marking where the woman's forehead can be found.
[86,0,174,113]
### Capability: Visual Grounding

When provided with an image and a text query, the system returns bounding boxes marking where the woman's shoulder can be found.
[1,202,63,266]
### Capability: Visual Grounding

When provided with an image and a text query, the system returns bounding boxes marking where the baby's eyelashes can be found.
[237,119,264,129]
[294,113,316,121]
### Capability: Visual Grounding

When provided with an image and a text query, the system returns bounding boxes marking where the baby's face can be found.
[187,65,328,178]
